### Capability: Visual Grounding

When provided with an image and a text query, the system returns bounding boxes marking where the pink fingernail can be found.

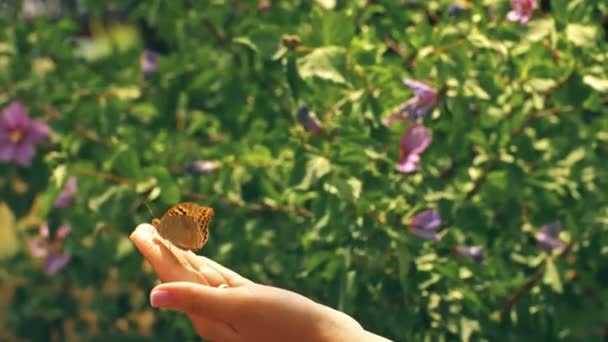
[150,290,173,307]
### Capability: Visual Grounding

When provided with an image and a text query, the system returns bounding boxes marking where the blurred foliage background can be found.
[0,0,607,341]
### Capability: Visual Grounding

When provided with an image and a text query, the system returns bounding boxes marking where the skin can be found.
[130,224,393,342]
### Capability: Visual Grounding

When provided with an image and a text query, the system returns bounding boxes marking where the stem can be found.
[73,169,313,218]
[498,243,573,320]
[184,192,313,218]
[73,166,132,185]
[498,265,545,320]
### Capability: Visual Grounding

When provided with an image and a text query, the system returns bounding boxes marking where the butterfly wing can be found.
[156,215,206,250]
[171,203,213,243]
[194,206,213,242]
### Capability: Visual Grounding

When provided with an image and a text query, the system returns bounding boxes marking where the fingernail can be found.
[150,290,173,308]
[135,224,155,237]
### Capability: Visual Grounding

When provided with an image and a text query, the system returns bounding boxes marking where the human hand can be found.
[130,224,391,342]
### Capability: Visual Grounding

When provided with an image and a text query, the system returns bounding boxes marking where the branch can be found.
[74,168,313,218]
[73,166,132,185]
[498,265,545,321]
[184,192,313,218]
[498,243,574,320]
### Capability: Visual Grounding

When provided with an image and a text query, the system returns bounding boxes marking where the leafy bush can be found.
[1,1,607,341]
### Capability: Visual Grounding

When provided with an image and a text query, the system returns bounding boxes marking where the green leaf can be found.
[39,164,67,218]
[297,46,348,85]
[318,11,354,46]
[326,177,362,202]
[467,130,487,146]
[297,156,332,189]
[156,175,181,205]
[233,25,281,60]
[315,0,336,9]
[467,32,508,57]
[560,147,586,167]
[525,18,555,43]
[115,237,134,260]
[583,75,608,93]
[0,202,18,260]
[460,317,480,342]
[396,247,411,294]
[88,185,127,211]
[285,53,302,99]
[130,103,159,124]
[418,273,441,290]
[528,78,557,93]
[463,80,490,100]
[565,24,597,47]
[487,171,508,191]
[105,144,140,178]
[543,259,563,293]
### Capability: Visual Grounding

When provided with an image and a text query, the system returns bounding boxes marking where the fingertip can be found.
[150,289,174,308]
[130,223,156,241]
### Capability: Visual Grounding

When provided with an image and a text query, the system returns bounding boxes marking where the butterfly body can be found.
[152,202,214,251]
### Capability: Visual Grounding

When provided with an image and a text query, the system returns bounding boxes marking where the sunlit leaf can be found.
[543,259,563,294]
[583,75,608,93]
[297,46,348,85]
[565,24,597,47]
[0,203,18,260]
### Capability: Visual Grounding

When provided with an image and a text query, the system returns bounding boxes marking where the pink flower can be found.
[454,245,485,264]
[409,209,442,241]
[0,101,49,167]
[396,124,432,173]
[383,79,438,125]
[54,177,78,208]
[506,0,536,25]
[536,221,567,254]
[187,160,221,174]
[140,49,159,79]
[29,223,72,276]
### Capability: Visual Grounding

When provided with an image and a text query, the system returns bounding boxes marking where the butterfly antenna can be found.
[142,200,157,219]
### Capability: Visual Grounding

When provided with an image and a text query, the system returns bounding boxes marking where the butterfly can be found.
[151,202,214,251]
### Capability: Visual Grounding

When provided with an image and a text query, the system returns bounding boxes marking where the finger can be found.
[179,251,247,287]
[150,281,249,321]
[130,224,209,284]
[194,255,254,287]
[131,223,252,287]
[187,313,239,342]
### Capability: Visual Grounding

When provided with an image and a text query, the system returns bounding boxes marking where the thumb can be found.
[150,281,247,320]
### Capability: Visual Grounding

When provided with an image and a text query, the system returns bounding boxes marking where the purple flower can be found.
[187,160,220,175]
[0,101,49,167]
[257,0,272,12]
[536,221,567,254]
[297,105,323,134]
[54,177,78,208]
[383,79,438,125]
[448,3,467,16]
[506,0,536,25]
[454,245,485,264]
[396,124,432,173]
[140,50,159,78]
[409,209,442,241]
[29,223,71,276]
